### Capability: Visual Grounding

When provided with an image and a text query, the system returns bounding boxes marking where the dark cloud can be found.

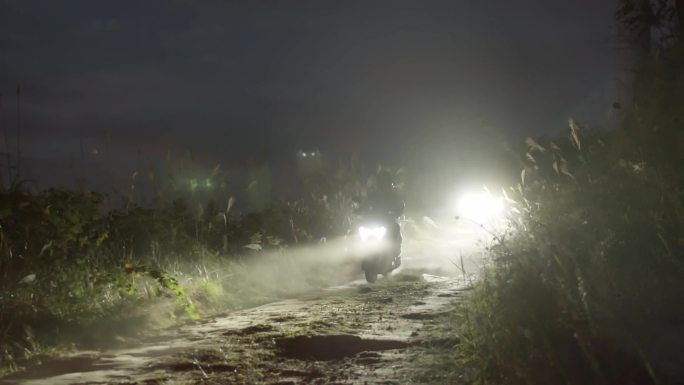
[0,0,618,189]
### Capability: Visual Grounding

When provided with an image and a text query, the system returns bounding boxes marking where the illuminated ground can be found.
[0,272,468,385]
[0,216,488,385]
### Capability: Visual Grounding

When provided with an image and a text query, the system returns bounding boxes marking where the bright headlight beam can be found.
[359,226,386,241]
[457,192,505,224]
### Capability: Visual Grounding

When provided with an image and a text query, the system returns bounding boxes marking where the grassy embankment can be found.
[449,39,684,385]
[0,162,364,374]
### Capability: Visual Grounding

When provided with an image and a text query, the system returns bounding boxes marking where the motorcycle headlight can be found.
[359,226,386,241]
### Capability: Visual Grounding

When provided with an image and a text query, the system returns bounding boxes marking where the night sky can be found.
[1,0,618,204]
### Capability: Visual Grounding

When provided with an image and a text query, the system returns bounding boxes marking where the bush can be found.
[0,157,365,373]
[456,119,684,384]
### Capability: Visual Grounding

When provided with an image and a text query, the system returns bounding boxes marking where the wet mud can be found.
[0,273,468,385]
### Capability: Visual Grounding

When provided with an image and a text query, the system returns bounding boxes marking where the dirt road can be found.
[0,272,467,385]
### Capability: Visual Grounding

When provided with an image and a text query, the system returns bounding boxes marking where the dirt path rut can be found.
[0,273,467,385]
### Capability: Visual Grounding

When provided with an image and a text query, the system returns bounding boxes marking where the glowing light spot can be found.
[457,191,505,223]
[359,226,386,241]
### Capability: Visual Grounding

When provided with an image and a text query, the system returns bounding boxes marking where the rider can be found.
[363,170,404,268]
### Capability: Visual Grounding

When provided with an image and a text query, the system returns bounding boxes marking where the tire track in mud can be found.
[0,273,468,385]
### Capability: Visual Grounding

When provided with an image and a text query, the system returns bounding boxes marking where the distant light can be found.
[457,191,505,224]
[359,226,386,241]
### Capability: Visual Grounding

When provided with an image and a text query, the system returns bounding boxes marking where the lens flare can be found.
[358,226,387,241]
[457,192,505,224]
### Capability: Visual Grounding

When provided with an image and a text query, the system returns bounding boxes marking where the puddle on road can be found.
[0,356,116,381]
[276,334,410,360]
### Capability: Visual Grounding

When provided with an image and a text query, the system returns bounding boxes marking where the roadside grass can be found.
[0,247,359,375]
[0,173,360,374]
[449,114,684,384]
[440,31,684,385]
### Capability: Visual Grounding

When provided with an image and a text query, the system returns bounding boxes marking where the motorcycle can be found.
[357,216,402,283]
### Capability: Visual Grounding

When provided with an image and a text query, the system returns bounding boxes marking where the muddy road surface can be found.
[0,272,468,385]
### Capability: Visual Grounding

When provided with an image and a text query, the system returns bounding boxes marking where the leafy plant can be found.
[0,154,366,374]
[455,121,684,384]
